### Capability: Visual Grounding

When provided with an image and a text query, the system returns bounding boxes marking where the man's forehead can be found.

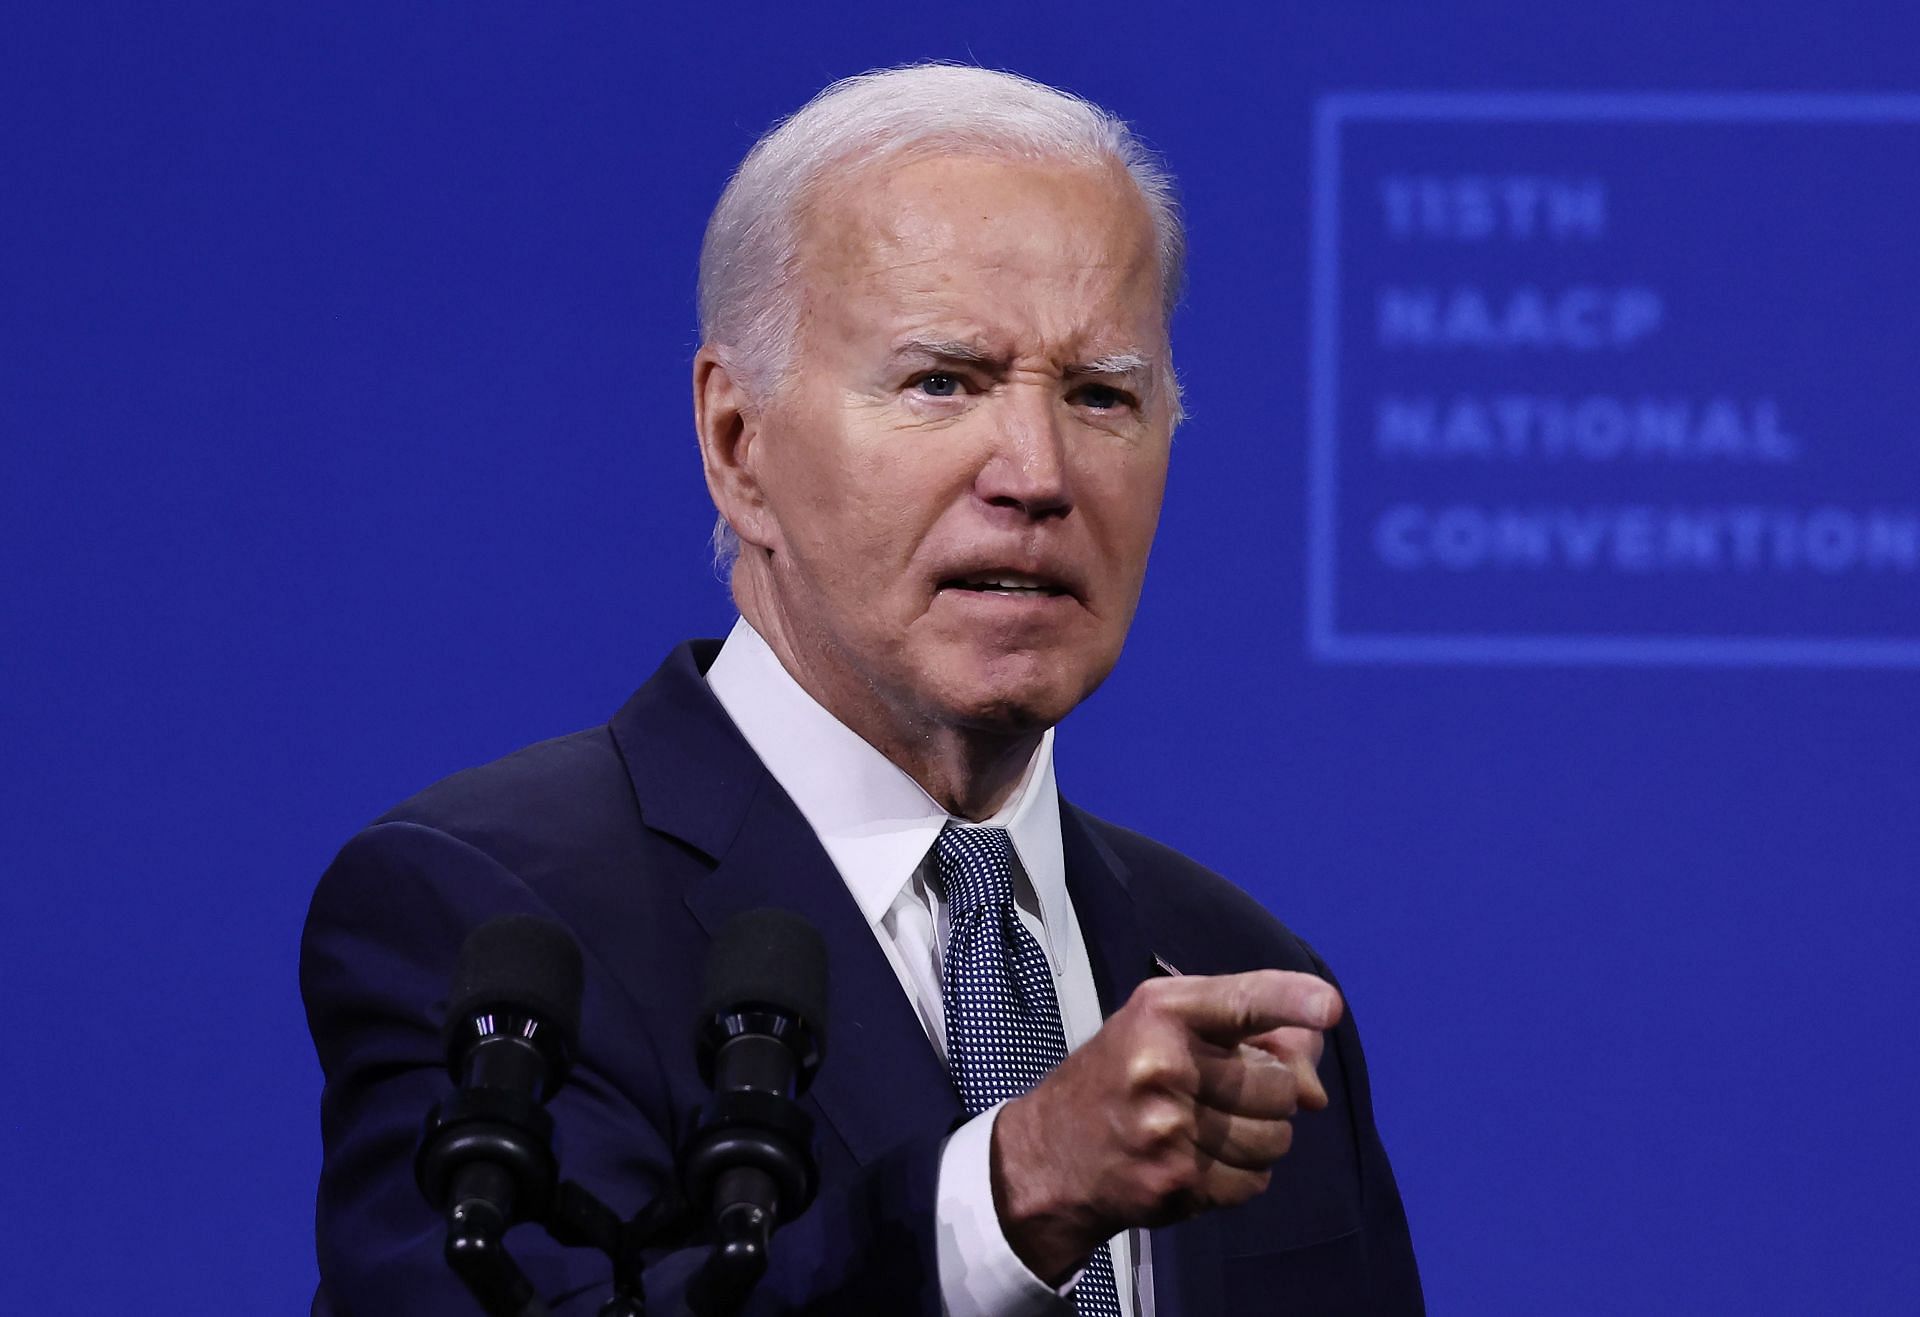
[801,152,1160,295]
[839,295,1166,374]
[794,175,1158,364]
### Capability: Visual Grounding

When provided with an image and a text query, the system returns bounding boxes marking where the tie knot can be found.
[932,825,1017,920]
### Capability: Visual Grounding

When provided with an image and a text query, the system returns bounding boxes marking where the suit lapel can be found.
[612,642,962,1167]
[1058,801,1222,1317]
[681,775,963,1165]
[1058,801,1157,1017]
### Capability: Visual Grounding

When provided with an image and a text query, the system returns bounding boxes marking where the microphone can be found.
[682,908,828,1312]
[446,913,584,1101]
[416,914,585,1317]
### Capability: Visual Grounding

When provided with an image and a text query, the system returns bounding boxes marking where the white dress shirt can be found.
[705,617,1148,1317]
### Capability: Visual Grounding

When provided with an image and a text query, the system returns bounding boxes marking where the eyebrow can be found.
[1066,352,1152,381]
[888,337,1155,385]
[888,337,1004,368]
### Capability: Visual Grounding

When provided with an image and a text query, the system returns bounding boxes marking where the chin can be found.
[944,691,1067,735]
[935,650,1109,734]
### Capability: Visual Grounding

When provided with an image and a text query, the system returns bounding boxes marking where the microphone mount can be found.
[415,911,827,1317]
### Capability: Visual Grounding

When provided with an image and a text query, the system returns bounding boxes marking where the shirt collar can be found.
[704,617,1067,937]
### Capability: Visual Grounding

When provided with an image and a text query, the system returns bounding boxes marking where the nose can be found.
[974,383,1072,521]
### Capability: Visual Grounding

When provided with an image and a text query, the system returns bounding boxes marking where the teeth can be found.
[964,576,1050,591]
[943,571,1064,594]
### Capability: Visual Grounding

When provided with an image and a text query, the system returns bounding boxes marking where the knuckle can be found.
[1125,1043,1192,1095]
[1125,1045,1172,1090]
[1225,978,1263,1031]
[1128,1096,1193,1156]
[1131,976,1175,1014]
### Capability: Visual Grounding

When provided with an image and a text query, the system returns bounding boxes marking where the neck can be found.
[879,722,1041,822]
[734,574,1042,821]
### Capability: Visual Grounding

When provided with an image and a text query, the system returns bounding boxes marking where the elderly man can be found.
[303,64,1422,1315]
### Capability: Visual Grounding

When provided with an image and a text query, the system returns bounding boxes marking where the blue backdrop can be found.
[6,3,1917,1312]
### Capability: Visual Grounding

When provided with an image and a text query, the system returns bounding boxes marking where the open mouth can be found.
[938,572,1071,598]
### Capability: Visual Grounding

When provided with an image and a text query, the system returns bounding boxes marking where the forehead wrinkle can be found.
[802,161,1169,376]
[858,208,1152,308]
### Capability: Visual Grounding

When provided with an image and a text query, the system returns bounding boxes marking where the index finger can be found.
[1144,969,1342,1043]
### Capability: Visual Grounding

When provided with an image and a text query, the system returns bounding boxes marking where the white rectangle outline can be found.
[1307,92,1920,668]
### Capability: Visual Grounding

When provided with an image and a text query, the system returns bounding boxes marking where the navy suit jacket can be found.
[301,640,1423,1314]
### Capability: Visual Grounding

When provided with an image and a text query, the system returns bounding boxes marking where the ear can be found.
[693,346,780,553]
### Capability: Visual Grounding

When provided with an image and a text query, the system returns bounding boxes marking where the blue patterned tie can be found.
[934,824,1124,1317]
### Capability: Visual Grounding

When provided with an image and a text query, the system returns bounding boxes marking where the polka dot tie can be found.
[933,824,1124,1317]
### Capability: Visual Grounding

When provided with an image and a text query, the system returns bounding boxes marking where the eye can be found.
[1072,383,1135,412]
[913,372,965,398]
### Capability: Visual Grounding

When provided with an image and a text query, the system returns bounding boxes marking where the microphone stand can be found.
[678,1082,821,1316]
[416,1097,554,1317]
[443,1177,551,1317]
[684,1194,772,1316]
[420,1096,811,1317]
[417,908,828,1317]
[542,1180,657,1317]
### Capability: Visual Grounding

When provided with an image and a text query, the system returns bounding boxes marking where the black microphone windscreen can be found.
[447,914,585,1045]
[699,907,829,1049]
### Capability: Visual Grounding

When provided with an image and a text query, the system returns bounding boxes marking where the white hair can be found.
[697,62,1187,571]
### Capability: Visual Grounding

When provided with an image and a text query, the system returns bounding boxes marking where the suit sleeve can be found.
[300,821,948,1315]
[1304,944,1425,1315]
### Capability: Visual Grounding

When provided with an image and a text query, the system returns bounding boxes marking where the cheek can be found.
[1082,450,1170,558]
[778,450,950,592]
[761,414,876,548]
[837,443,974,555]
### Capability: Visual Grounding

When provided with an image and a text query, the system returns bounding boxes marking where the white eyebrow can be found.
[890,337,1001,365]
[888,339,1156,387]
[1068,352,1152,378]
